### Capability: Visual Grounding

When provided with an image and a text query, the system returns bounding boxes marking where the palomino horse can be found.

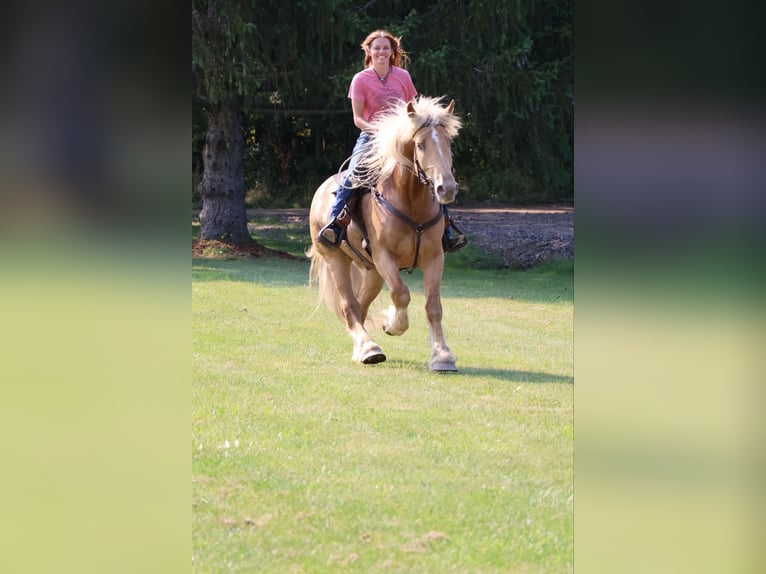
[307,96,462,371]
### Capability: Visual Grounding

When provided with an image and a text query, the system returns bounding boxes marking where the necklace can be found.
[376,68,391,84]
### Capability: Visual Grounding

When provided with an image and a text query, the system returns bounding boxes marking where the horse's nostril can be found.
[438,183,457,197]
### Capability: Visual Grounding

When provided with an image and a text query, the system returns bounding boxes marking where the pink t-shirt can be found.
[347,67,418,122]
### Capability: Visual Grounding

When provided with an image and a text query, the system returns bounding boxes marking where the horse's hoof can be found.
[362,350,386,364]
[430,362,458,372]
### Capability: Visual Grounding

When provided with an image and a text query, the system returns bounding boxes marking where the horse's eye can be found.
[415,141,425,150]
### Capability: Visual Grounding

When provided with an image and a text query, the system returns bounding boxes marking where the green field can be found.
[193,220,573,572]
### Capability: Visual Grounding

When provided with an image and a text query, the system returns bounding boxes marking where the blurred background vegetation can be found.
[192,0,572,209]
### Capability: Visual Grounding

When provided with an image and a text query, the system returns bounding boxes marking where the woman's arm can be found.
[351,98,374,132]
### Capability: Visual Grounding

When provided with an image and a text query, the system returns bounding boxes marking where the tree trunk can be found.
[197,101,251,242]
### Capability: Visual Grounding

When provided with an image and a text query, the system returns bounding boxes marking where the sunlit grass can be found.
[192,218,572,573]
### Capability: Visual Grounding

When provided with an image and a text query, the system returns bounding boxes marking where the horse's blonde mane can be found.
[355,96,462,187]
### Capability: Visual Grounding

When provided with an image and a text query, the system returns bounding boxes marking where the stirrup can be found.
[317,221,344,249]
[443,233,467,253]
[443,217,467,253]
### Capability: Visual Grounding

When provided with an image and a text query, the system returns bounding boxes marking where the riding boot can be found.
[317,220,343,248]
[318,184,355,249]
[442,207,467,252]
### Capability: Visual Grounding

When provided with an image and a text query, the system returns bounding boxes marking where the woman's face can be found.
[369,37,393,66]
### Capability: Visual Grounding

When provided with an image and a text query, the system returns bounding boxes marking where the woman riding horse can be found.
[309,96,463,371]
[317,29,465,253]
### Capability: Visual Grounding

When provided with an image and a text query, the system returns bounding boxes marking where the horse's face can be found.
[413,124,458,204]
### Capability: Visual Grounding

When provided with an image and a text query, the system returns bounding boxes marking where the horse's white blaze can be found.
[431,127,447,166]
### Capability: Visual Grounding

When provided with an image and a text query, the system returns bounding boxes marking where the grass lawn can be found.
[192,216,573,572]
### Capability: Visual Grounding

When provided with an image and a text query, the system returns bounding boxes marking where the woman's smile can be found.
[370,38,392,63]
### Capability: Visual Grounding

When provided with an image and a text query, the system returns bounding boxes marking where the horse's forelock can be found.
[414,96,461,124]
[360,96,461,184]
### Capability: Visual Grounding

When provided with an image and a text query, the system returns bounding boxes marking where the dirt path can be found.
[195,204,574,268]
[448,205,573,268]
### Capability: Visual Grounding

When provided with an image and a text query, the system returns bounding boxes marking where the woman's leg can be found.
[318,132,371,248]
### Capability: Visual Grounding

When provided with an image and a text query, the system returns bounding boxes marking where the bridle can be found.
[410,122,444,194]
[413,155,432,190]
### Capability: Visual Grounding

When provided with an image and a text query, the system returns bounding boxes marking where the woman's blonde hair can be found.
[361,29,410,69]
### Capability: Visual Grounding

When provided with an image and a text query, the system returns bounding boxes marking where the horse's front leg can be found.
[421,256,457,372]
[374,252,411,336]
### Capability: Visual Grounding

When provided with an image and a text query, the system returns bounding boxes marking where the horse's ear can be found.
[407,101,416,117]
[446,99,455,115]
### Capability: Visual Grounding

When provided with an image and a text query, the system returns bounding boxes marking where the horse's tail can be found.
[307,245,338,317]
[307,245,365,321]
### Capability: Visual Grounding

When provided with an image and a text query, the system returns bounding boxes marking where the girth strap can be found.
[374,191,444,274]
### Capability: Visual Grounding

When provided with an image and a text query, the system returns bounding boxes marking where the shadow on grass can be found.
[192,254,572,305]
[382,359,572,384]
[193,216,573,302]
[457,367,573,384]
[192,258,310,287]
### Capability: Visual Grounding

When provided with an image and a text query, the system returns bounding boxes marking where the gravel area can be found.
[243,204,573,269]
[449,205,573,268]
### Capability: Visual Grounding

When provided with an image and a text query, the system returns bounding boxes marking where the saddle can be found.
[335,188,376,270]
[335,188,465,272]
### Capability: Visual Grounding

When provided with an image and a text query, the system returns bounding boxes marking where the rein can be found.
[374,191,443,274]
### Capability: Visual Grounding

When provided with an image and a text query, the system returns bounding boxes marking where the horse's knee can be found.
[382,304,408,336]
[390,285,410,309]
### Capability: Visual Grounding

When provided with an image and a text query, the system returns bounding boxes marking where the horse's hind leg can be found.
[357,268,385,325]
[327,257,385,364]
[352,268,386,363]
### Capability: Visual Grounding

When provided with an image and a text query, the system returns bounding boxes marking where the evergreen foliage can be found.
[193,0,572,208]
